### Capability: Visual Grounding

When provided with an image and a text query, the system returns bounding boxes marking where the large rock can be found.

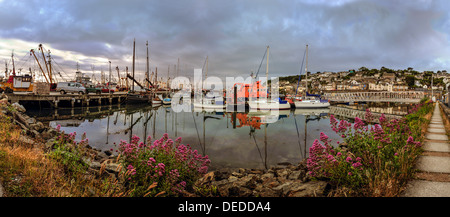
[11,102,26,113]
[287,181,329,197]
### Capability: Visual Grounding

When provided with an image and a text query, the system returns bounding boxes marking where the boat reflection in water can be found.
[31,103,408,169]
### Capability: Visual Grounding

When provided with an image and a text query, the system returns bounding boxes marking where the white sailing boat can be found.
[248,46,291,110]
[193,56,226,111]
[294,45,330,109]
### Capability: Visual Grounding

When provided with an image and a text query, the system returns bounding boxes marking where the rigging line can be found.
[191,110,203,148]
[254,47,267,79]
[50,56,71,81]
[250,128,266,169]
[295,47,307,96]
[201,56,207,73]
[15,52,32,71]
[293,114,303,158]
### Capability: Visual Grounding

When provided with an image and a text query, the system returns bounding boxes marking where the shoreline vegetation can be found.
[0,93,433,197]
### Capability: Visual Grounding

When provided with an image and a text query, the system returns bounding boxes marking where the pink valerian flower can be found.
[334,119,351,134]
[56,124,61,132]
[326,154,336,163]
[307,140,325,176]
[154,163,166,177]
[352,162,362,168]
[330,114,337,127]
[346,156,352,163]
[379,114,387,125]
[172,181,187,193]
[320,132,329,143]
[353,117,365,130]
[406,136,422,147]
[168,169,181,183]
[131,135,141,145]
[147,157,156,166]
[371,124,386,141]
[127,164,136,175]
[175,137,182,143]
[364,109,374,123]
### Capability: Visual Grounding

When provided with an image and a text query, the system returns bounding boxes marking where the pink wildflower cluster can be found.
[116,133,210,196]
[406,136,422,148]
[330,114,352,136]
[307,137,336,178]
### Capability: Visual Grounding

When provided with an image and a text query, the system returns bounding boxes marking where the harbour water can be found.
[26,102,414,170]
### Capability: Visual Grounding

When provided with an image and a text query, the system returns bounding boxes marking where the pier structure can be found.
[329,106,403,123]
[324,91,424,103]
[6,92,129,109]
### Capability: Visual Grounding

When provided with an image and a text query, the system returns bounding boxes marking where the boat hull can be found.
[294,101,330,108]
[152,100,162,105]
[126,94,150,104]
[193,102,226,109]
[248,101,291,110]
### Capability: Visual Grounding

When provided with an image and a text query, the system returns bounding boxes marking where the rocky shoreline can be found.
[0,93,329,197]
[0,93,122,178]
[195,162,329,197]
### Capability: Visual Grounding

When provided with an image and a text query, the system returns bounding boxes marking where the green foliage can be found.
[49,131,90,177]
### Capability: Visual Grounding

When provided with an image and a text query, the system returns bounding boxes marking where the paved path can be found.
[403,103,450,197]
[0,180,3,197]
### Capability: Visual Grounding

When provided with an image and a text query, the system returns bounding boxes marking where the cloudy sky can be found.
[1,0,450,83]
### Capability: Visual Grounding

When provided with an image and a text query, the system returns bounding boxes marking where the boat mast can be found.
[146,41,149,89]
[30,49,49,83]
[4,60,7,78]
[39,44,50,82]
[305,44,308,95]
[47,50,52,84]
[132,38,135,92]
[266,46,269,94]
[11,52,15,76]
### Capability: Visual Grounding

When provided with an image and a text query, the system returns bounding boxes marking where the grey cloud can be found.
[1,0,450,80]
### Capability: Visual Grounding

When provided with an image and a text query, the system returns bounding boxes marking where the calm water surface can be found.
[26,102,413,170]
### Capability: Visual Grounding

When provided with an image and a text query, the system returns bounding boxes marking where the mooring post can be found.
[234,85,237,111]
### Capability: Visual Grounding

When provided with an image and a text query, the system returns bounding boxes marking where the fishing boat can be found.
[294,45,330,109]
[152,94,162,106]
[248,46,291,110]
[163,97,171,105]
[126,39,151,104]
